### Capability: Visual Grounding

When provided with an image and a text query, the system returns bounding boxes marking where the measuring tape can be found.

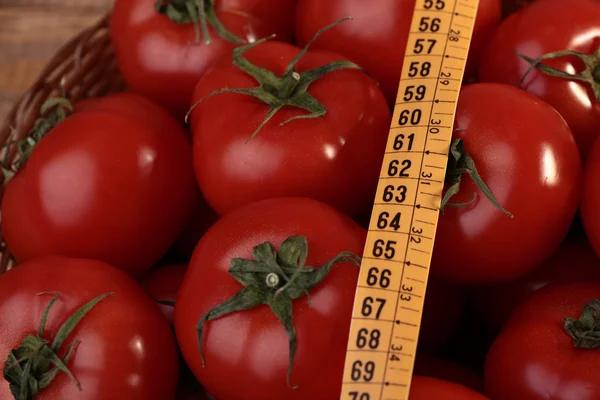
[340,0,479,399]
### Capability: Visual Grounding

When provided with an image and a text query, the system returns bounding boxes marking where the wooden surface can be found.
[0,0,113,122]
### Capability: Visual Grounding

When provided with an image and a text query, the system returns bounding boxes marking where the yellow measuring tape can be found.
[340,0,480,399]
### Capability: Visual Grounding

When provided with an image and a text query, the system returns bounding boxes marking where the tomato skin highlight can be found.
[1,99,198,278]
[409,376,489,400]
[431,83,582,285]
[189,40,391,217]
[484,283,600,400]
[479,0,600,162]
[0,256,179,400]
[295,0,501,106]
[110,0,296,118]
[471,232,600,332]
[174,197,366,400]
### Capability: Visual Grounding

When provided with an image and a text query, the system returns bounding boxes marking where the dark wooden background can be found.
[0,0,113,121]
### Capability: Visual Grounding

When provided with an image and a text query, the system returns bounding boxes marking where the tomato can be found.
[0,256,179,399]
[110,0,296,118]
[471,231,600,332]
[141,263,188,324]
[413,353,483,393]
[174,197,366,400]
[580,136,600,263]
[484,283,600,399]
[479,0,600,162]
[418,278,466,351]
[295,0,502,106]
[1,94,198,278]
[409,376,489,400]
[188,34,390,217]
[430,83,581,285]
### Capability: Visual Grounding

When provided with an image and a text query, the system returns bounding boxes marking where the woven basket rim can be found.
[0,11,123,274]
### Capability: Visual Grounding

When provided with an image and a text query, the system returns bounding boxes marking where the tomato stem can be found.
[515,46,600,102]
[441,138,514,218]
[155,0,245,45]
[185,17,373,142]
[195,235,361,389]
[2,292,114,400]
[564,299,600,350]
[1,97,73,186]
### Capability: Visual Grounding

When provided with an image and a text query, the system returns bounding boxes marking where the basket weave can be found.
[0,13,125,274]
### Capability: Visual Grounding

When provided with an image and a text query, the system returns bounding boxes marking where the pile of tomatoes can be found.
[1,0,600,399]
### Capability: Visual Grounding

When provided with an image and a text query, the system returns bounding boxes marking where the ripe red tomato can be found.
[0,256,179,399]
[409,376,489,400]
[484,283,600,399]
[110,0,296,117]
[1,94,198,278]
[580,137,600,262]
[295,0,502,106]
[431,83,581,285]
[141,263,188,324]
[413,353,483,393]
[188,37,390,217]
[419,278,466,351]
[471,231,600,332]
[479,0,600,162]
[174,197,366,400]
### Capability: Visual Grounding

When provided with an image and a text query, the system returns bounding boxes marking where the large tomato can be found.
[295,0,502,106]
[430,83,581,285]
[174,197,366,400]
[409,376,489,400]
[0,256,179,399]
[110,0,296,117]
[484,283,600,399]
[188,34,390,217]
[580,136,600,262]
[1,94,198,278]
[479,0,600,162]
[471,231,600,332]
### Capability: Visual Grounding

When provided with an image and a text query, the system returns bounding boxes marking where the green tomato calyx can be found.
[516,46,600,101]
[195,235,361,389]
[564,299,600,350]
[155,0,245,45]
[1,97,73,186]
[3,292,114,400]
[441,137,514,218]
[185,17,372,142]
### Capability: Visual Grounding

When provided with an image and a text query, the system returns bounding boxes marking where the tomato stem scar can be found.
[155,0,245,45]
[184,17,375,142]
[515,46,600,102]
[195,235,361,389]
[2,292,114,400]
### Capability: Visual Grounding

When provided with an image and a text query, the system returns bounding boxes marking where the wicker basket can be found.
[0,13,124,274]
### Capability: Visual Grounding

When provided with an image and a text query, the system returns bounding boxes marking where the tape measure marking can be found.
[340,1,479,399]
